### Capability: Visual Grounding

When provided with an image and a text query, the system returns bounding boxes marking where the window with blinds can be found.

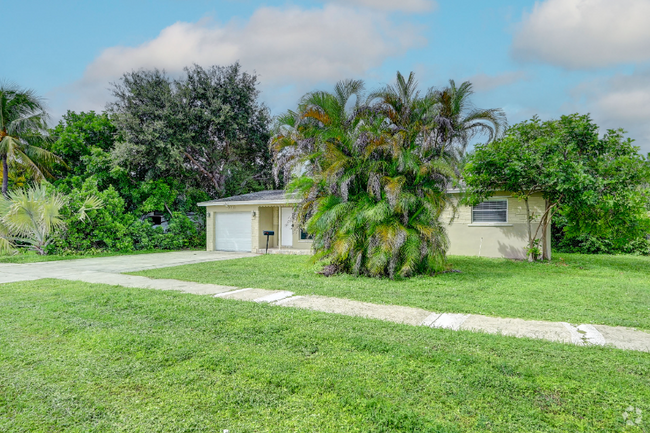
[472,200,508,223]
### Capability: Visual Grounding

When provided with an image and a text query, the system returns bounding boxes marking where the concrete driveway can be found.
[0,250,256,281]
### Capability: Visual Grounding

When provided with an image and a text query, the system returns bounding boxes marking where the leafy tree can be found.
[109,63,273,199]
[272,72,505,278]
[0,84,62,196]
[464,114,650,260]
[49,111,118,177]
[49,111,209,215]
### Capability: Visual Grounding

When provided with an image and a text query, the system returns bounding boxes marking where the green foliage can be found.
[552,213,650,255]
[49,111,117,176]
[465,114,650,258]
[0,84,62,196]
[127,212,204,251]
[49,179,133,253]
[273,72,506,278]
[49,179,206,254]
[44,109,209,254]
[109,63,273,199]
[0,183,103,255]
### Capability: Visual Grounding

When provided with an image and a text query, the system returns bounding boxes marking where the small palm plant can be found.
[0,184,103,255]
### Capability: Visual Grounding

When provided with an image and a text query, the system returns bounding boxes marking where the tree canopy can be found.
[109,63,274,199]
[464,114,650,259]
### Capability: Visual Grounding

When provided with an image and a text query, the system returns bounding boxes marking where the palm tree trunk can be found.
[2,154,8,198]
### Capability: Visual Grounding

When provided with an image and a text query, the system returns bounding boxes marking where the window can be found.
[300,228,313,240]
[472,200,507,223]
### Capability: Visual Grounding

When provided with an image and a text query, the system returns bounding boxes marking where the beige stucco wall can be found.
[207,204,311,253]
[443,192,551,259]
[258,207,279,250]
[206,193,551,259]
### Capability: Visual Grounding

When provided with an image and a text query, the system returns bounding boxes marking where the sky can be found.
[4,0,650,153]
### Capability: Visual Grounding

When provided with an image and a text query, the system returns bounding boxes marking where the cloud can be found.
[53,4,425,116]
[327,0,436,13]
[570,70,650,152]
[464,71,529,92]
[512,0,650,69]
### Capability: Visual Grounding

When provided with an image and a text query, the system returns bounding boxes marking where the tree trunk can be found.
[524,197,533,262]
[541,200,553,261]
[2,154,8,198]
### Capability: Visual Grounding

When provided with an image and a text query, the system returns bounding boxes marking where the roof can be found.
[198,190,299,207]
[199,186,479,207]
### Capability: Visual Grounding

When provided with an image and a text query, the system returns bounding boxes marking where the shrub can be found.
[49,179,134,253]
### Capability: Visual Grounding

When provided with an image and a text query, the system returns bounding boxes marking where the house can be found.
[198,190,551,259]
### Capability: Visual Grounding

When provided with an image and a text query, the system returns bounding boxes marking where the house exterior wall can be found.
[207,204,310,253]
[258,207,278,250]
[442,192,550,259]
[206,192,550,259]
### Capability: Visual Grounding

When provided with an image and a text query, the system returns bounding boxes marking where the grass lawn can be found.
[1,279,649,432]
[0,248,203,264]
[132,253,650,331]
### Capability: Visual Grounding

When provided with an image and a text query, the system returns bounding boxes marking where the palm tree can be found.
[0,184,103,255]
[0,83,62,196]
[431,80,507,158]
[272,74,458,278]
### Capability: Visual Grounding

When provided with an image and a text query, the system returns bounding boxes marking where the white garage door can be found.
[215,212,252,252]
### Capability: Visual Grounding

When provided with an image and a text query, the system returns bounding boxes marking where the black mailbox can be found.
[263,230,274,254]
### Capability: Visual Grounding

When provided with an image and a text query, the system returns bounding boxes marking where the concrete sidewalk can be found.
[1,251,649,353]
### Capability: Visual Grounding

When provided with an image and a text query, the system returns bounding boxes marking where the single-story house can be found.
[198,190,551,259]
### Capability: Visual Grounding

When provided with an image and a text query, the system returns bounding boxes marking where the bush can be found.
[49,179,134,254]
[128,212,205,251]
[552,215,650,255]
[49,178,206,254]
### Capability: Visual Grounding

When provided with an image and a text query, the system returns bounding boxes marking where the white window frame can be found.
[470,199,510,226]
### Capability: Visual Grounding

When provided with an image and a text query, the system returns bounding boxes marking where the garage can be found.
[214,212,252,252]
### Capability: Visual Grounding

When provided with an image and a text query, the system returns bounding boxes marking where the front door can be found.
[281,207,293,247]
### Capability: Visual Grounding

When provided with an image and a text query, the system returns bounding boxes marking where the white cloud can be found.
[512,0,650,69]
[464,71,529,92]
[328,0,436,13]
[53,4,425,116]
[570,70,650,152]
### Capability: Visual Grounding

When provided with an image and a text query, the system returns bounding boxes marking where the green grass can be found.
[1,279,649,432]
[131,253,650,330]
[0,248,202,264]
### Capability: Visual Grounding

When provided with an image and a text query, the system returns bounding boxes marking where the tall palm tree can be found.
[0,84,62,196]
[431,80,507,158]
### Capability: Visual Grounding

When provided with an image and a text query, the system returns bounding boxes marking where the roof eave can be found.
[198,199,301,207]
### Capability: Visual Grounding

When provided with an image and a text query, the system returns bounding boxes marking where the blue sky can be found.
[4,0,650,152]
